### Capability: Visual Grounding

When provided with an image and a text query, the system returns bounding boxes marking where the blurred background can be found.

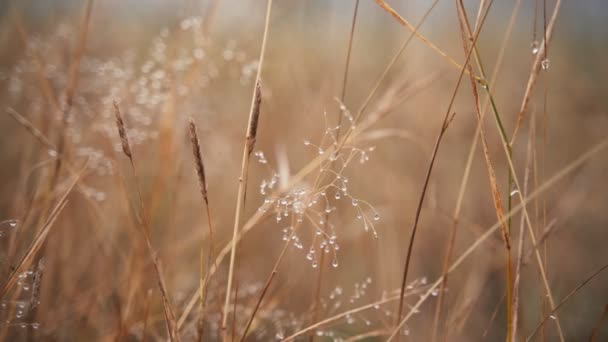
[1,0,607,340]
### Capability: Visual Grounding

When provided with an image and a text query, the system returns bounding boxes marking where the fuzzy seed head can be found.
[113,101,132,159]
[188,118,208,202]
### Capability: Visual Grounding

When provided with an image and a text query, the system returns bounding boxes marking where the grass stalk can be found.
[588,304,608,342]
[525,262,608,341]
[222,0,271,335]
[395,0,493,330]
[188,118,218,340]
[113,102,180,342]
[388,137,608,341]
[311,2,360,339]
[452,3,518,341]
[289,137,608,341]
[510,0,562,144]
[431,0,522,337]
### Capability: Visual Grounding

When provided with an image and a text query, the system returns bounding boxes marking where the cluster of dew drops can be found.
[255,104,380,270]
[295,275,436,340]
[0,224,44,333]
[531,40,550,71]
[4,15,262,206]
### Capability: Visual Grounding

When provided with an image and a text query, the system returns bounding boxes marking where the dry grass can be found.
[1,1,608,341]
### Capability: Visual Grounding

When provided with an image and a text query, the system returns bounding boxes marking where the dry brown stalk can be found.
[113,102,180,342]
[453,2,514,340]
[431,1,522,339]
[0,167,83,299]
[284,287,429,341]
[372,0,481,83]
[453,1,565,340]
[222,0,272,336]
[588,304,608,342]
[6,108,57,152]
[240,226,298,341]
[511,0,562,144]
[52,0,94,188]
[188,117,218,340]
[525,262,608,341]
[388,137,608,341]
[512,113,536,341]
[395,0,493,332]
[311,2,360,339]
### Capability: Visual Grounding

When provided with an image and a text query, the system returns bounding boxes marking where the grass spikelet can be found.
[113,101,180,342]
[222,1,272,337]
[247,80,262,156]
[113,101,132,159]
[188,117,219,341]
[189,118,208,203]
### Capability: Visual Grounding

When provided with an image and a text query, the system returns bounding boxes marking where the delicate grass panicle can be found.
[2,0,608,341]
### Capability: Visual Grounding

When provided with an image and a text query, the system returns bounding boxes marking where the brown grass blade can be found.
[395,0,493,331]
[453,3,513,340]
[589,304,608,342]
[510,0,562,144]
[387,137,608,340]
[6,108,57,151]
[525,262,608,342]
[372,0,481,82]
[0,164,85,299]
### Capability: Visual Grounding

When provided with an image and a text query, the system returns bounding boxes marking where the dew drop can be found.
[541,58,550,70]
[331,257,339,268]
[373,213,380,221]
[351,199,359,206]
[531,40,539,55]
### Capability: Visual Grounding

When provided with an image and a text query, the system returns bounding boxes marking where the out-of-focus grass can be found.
[1,1,608,341]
